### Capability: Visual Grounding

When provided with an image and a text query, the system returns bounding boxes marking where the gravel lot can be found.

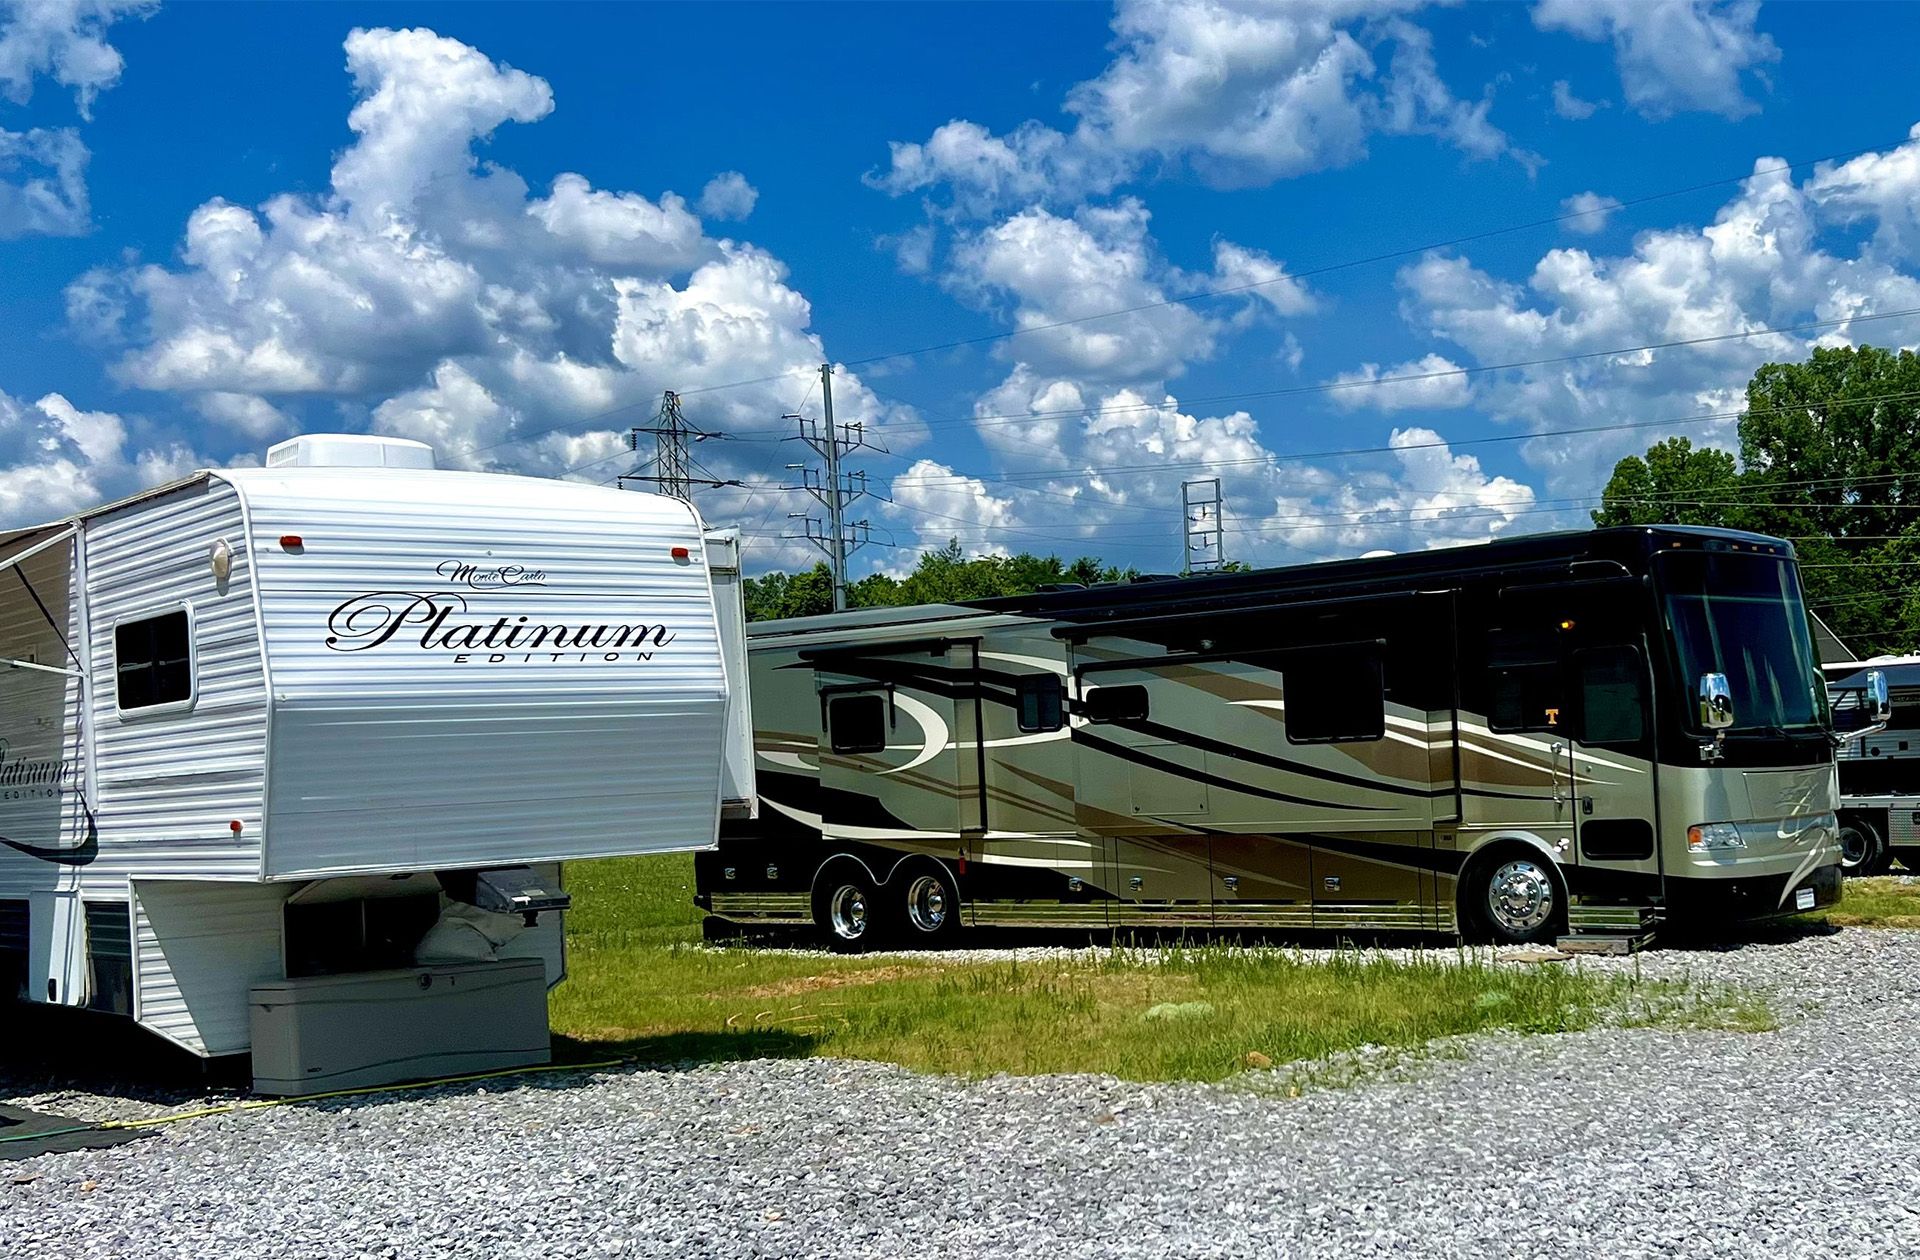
[8,927,1920,1259]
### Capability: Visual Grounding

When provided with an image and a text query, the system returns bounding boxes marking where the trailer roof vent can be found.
[266,434,436,470]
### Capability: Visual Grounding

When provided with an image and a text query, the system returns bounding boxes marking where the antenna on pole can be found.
[787,362,886,611]
[619,390,741,501]
[1182,477,1225,575]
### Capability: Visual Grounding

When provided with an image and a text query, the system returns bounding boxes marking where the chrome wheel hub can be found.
[829,885,869,940]
[1839,827,1868,868]
[906,875,949,934]
[1487,859,1554,935]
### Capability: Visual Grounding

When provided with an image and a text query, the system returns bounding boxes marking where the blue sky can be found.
[5,1,1920,575]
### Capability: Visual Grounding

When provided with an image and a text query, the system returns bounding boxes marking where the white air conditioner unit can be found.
[265,434,436,470]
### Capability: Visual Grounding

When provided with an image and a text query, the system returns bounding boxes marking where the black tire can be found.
[1461,850,1564,946]
[815,866,882,954]
[893,862,962,947]
[1839,818,1889,877]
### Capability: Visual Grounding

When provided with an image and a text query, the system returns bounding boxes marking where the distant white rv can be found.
[0,434,753,1092]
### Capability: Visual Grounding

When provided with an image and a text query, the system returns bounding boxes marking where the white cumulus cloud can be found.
[0,0,152,117]
[1533,0,1779,121]
[68,24,919,546]
[697,171,758,221]
[1560,190,1624,234]
[0,0,150,237]
[1387,131,1920,501]
[1326,354,1472,411]
[874,0,1533,214]
[1549,79,1604,120]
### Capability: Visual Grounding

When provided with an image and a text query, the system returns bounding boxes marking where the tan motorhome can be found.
[697,526,1858,949]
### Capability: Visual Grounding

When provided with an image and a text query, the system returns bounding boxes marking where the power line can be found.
[883,382,1920,494]
[814,306,1920,449]
[867,467,1920,549]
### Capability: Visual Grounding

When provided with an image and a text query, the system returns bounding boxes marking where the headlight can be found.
[1687,822,1746,851]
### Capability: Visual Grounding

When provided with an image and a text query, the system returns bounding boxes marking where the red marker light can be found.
[670,546,691,561]
[229,820,243,834]
[280,535,304,550]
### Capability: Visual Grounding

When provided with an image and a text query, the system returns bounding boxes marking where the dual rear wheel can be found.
[1838,818,1891,877]
[817,863,961,953]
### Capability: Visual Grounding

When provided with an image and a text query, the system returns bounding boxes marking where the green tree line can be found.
[1595,344,1920,656]
[743,541,1148,622]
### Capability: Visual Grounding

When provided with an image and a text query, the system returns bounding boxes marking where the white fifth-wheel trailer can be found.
[0,434,753,1093]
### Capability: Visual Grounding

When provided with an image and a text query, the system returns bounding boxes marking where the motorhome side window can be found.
[1487,628,1564,733]
[1574,645,1646,746]
[1084,684,1147,724]
[827,693,888,754]
[1284,644,1385,743]
[115,610,192,711]
[1016,675,1066,733]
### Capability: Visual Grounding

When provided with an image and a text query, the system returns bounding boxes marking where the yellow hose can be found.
[96,1056,630,1132]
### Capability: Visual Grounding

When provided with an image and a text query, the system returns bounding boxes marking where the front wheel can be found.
[817,870,882,953]
[1465,855,1563,945]
[1838,819,1889,877]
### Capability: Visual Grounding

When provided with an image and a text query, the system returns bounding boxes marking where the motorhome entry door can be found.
[812,642,984,853]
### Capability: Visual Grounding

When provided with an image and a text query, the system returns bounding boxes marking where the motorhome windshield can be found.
[1658,550,1823,732]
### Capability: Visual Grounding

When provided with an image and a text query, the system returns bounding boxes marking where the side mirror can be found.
[1699,672,1734,731]
[1867,670,1893,726]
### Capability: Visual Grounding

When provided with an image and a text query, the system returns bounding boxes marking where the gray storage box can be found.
[249,958,550,1095]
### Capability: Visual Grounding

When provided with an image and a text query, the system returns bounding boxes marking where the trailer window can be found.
[827,693,888,754]
[1284,645,1384,743]
[1016,675,1065,733]
[114,610,192,711]
[1085,684,1148,724]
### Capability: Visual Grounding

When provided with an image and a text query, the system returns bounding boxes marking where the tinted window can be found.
[115,611,192,711]
[828,693,888,754]
[1285,644,1384,744]
[1576,646,1646,746]
[1660,552,1820,731]
[1085,684,1147,724]
[1487,624,1566,733]
[1016,675,1065,733]
[1490,663,1564,733]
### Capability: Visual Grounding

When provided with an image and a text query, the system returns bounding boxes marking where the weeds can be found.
[551,854,1777,1086]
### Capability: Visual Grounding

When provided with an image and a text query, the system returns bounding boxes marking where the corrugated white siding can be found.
[228,468,728,878]
[132,878,288,1055]
[84,479,268,883]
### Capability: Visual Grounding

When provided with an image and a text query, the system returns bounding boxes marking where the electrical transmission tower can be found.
[1182,477,1226,574]
[786,362,886,611]
[618,390,739,501]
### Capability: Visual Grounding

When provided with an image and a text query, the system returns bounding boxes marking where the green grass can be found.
[551,854,1772,1084]
[1818,876,1920,929]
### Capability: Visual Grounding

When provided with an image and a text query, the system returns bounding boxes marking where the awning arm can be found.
[0,526,76,576]
[1,657,84,679]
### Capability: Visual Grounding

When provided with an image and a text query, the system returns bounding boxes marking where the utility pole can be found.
[618,389,739,501]
[787,362,884,611]
[819,366,846,606]
[1182,477,1225,574]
